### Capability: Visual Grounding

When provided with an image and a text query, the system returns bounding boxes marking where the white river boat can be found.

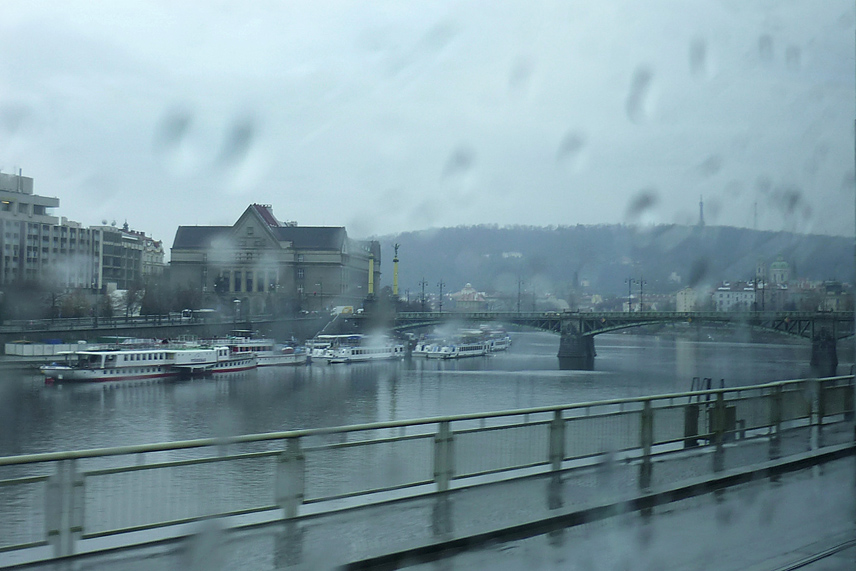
[311,334,405,364]
[40,345,229,383]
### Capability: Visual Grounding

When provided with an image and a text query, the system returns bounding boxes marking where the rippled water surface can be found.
[0,330,824,456]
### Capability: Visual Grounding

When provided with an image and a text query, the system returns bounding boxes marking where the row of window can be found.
[345,347,398,355]
[122,353,166,362]
[219,270,280,293]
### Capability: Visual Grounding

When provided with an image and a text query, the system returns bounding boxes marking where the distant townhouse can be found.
[713,281,756,312]
[169,204,380,316]
[820,281,851,312]
[142,235,166,278]
[676,287,697,312]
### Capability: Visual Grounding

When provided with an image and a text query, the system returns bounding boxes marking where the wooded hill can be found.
[379,224,852,299]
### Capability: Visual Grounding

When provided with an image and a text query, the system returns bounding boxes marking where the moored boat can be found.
[311,334,405,364]
[485,332,512,352]
[425,336,489,359]
[210,331,307,367]
[40,345,225,383]
[412,334,442,357]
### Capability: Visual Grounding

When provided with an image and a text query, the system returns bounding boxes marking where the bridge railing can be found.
[0,376,853,561]
[392,310,855,327]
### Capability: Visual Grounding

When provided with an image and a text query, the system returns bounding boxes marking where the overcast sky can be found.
[0,0,853,251]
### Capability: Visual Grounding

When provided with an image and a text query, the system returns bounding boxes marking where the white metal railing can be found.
[0,376,853,562]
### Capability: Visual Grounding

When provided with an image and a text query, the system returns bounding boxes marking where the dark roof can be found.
[171,226,230,249]
[273,226,347,250]
[251,204,280,227]
[172,224,352,252]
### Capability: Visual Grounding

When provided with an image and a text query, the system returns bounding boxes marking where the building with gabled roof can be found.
[170,204,380,316]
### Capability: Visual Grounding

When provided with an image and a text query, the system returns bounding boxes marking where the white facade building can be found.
[676,287,697,312]
[0,172,165,291]
[0,172,102,288]
[713,281,756,312]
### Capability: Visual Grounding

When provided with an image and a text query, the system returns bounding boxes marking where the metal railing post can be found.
[275,437,305,520]
[712,392,725,473]
[549,410,565,472]
[45,459,83,558]
[434,421,454,492]
[817,378,826,425]
[845,375,855,423]
[640,400,653,490]
[769,383,782,459]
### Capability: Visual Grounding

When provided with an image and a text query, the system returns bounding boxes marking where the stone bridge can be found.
[382,311,855,375]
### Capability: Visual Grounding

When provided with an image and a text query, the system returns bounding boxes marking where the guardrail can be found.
[0,313,325,336]
[0,376,853,562]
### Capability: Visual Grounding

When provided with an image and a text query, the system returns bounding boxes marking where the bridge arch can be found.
[385,311,854,375]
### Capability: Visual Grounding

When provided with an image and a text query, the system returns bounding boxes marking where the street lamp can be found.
[92,282,100,327]
[419,277,428,312]
[638,277,647,312]
[625,277,635,312]
[437,280,445,312]
[316,280,323,311]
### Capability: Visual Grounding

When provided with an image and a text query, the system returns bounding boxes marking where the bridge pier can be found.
[810,328,838,377]
[557,331,595,370]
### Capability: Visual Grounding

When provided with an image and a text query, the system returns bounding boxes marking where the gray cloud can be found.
[0,0,851,255]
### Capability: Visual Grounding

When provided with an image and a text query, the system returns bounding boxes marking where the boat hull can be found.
[258,354,308,366]
[40,365,176,383]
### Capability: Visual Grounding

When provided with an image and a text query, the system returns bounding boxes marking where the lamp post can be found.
[517,278,523,313]
[316,280,323,311]
[437,280,445,312]
[92,282,99,327]
[419,277,428,312]
[638,277,647,312]
[625,277,636,312]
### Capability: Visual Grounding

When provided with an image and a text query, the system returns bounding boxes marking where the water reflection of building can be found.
[170,204,380,315]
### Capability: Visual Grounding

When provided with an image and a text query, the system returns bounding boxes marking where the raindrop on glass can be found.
[0,103,31,136]
[625,188,659,222]
[758,34,774,63]
[785,45,801,70]
[509,57,534,93]
[697,155,722,178]
[626,67,654,123]
[689,38,707,78]
[556,131,586,169]
[442,146,476,178]
[154,108,192,152]
[218,116,255,167]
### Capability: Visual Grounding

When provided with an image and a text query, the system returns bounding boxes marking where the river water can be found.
[0,329,834,457]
